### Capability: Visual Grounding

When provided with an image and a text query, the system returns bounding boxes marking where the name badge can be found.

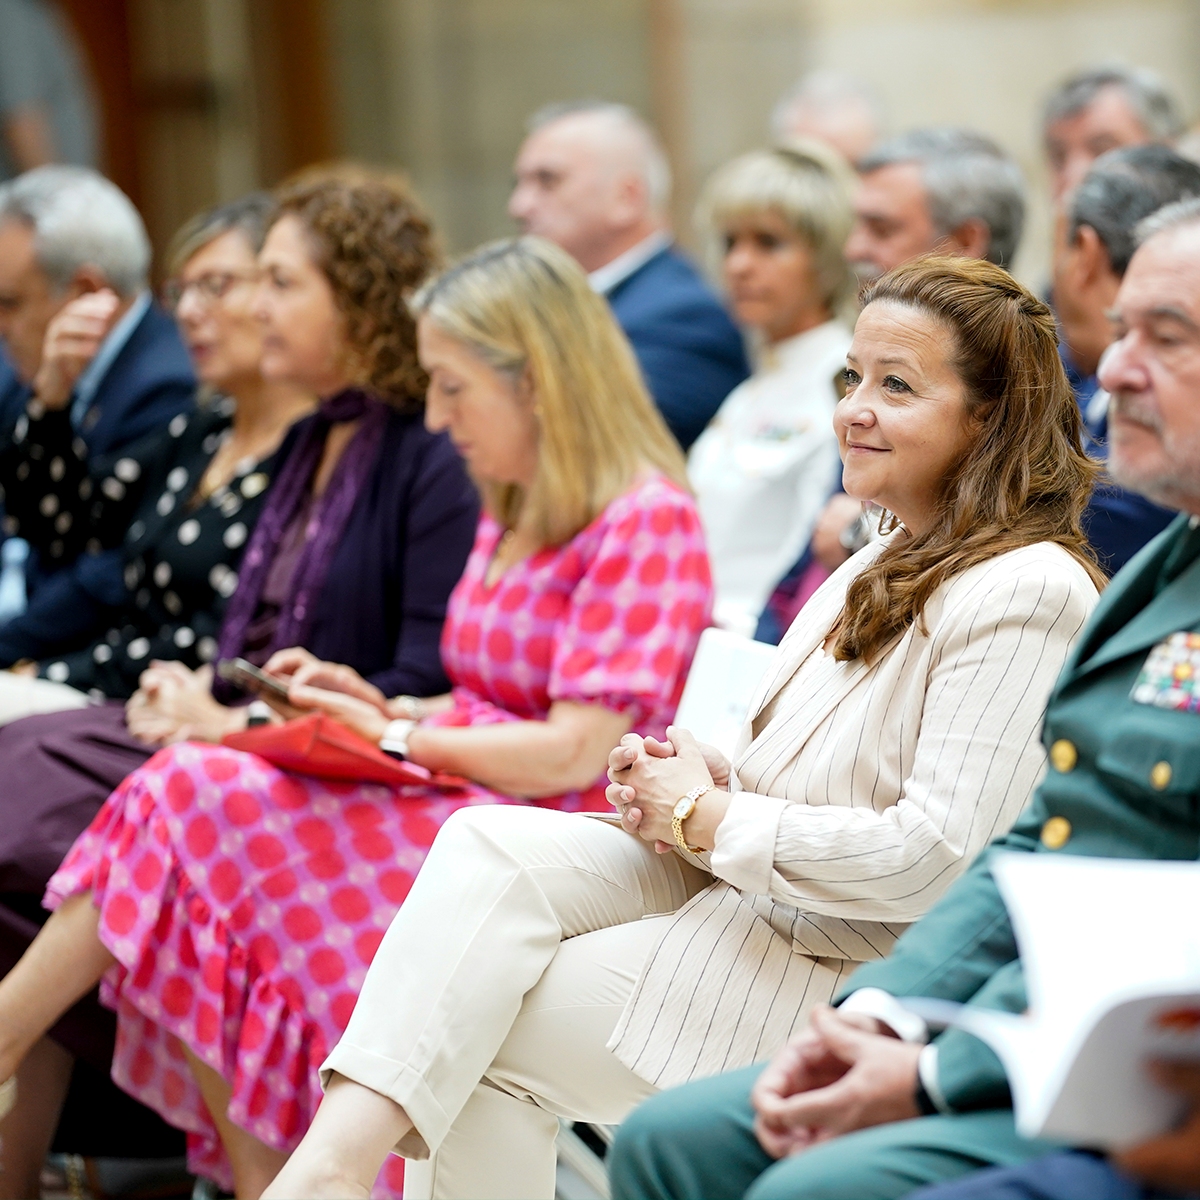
[1131,631,1200,713]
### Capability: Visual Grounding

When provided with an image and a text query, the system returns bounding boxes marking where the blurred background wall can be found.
[59,0,1200,285]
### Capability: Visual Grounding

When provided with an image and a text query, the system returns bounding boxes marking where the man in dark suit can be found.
[0,165,194,586]
[509,101,748,449]
[0,345,23,428]
[608,195,1200,1199]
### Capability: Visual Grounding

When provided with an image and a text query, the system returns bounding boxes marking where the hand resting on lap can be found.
[751,1005,921,1158]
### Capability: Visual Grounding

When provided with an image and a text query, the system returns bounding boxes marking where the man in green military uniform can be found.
[608,197,1200,1200]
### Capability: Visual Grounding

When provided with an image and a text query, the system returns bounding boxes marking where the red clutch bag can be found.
[223,711,469,790]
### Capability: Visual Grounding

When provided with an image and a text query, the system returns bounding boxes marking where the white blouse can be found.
[688,319,850,638]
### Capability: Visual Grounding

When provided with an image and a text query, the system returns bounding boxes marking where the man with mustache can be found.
[609,196,1200,1200]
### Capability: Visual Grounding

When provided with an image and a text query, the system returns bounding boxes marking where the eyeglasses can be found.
[163,270,259,311]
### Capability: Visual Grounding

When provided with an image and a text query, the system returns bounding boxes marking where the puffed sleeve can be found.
[547,478,713,725]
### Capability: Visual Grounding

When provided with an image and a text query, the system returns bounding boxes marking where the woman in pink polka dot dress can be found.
[0,238,713,1198]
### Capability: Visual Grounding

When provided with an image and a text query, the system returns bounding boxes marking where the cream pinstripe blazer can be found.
[609,536,1099,1088]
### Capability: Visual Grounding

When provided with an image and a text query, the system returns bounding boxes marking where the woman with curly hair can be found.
[0,237,711,1197]
[0,170,478,1196]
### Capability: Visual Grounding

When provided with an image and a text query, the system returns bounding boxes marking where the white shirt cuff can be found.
[918,1044,951,1114]
[708,789,791,894]
[839,987,930,1044]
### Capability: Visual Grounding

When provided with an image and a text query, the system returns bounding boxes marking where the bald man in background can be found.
[770,70,884,168]
[509,101,749,449]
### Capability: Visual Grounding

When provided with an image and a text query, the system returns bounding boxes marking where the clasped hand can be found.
[126,661,242,745]
[605,726,727,852]
[125,651,398,748]
[751,1005,922,1158]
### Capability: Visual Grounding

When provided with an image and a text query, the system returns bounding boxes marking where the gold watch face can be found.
[673,796,694,819]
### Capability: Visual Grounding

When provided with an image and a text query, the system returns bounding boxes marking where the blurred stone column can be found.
[664,0,808,250]
[127,0,260,257]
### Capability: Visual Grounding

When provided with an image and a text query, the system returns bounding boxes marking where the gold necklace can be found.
[486,528,517,586]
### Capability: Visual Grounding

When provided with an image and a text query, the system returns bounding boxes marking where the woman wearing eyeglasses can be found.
[0,192,312,707]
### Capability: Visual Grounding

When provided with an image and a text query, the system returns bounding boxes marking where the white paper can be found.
[673,627,775,758]
[902,854,1200,1148]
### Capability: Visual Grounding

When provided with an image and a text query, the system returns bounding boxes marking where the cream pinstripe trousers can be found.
[321,803,711,1200]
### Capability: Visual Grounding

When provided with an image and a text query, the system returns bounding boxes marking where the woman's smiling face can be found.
[836,299,978,536]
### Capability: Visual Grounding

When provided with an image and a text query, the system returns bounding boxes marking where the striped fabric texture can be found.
[610,536,1099,1088]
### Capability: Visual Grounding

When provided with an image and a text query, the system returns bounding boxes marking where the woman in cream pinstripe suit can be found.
[267,257,1106,1200]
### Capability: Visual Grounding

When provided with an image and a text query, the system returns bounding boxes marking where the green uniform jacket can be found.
[842,513,1200,1112]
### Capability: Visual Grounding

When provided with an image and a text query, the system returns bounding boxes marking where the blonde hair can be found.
[697,138,856,314]
[412,236,688,547]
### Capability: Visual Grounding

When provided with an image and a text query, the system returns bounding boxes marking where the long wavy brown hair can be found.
[273,167,439,409]
[830,256,1105,663]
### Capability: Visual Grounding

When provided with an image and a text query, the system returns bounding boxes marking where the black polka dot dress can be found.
[33,399,283,698]
[0,401,98,566]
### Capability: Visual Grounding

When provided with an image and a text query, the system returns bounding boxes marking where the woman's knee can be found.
[434,803,569,861]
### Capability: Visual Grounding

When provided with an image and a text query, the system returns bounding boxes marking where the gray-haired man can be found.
[1044,64,1183,203]
[0,165,193,581]
[509,101,748,449]
[844,127,1025,283]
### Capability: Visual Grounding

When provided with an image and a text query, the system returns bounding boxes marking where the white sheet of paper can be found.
[904,854,1200,1147]
[673,627,775,758]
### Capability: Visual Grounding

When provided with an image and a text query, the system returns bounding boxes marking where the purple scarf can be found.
[213,389,390,701]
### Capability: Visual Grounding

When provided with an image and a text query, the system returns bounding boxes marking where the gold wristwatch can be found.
[672,783,713,854]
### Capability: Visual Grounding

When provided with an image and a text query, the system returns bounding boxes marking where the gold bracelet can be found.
[671,783,713,854]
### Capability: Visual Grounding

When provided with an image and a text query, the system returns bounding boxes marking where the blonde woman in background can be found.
[688,140,855,638]
[0,237,712,1199]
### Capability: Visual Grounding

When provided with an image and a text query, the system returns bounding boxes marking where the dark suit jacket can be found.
[606,246,749,450]
[844,515,1200,1114]
[0,301,195,578]
[0,349,24,431]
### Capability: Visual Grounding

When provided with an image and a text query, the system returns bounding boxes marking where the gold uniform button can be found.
[1041,816,1072,850]
[1049,739,1077,773]
[1151,761,1173,791]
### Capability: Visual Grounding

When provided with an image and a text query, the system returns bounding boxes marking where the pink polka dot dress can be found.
[45,475,712,1196]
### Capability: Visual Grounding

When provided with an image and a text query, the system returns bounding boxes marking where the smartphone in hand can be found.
[216,657,291,701]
